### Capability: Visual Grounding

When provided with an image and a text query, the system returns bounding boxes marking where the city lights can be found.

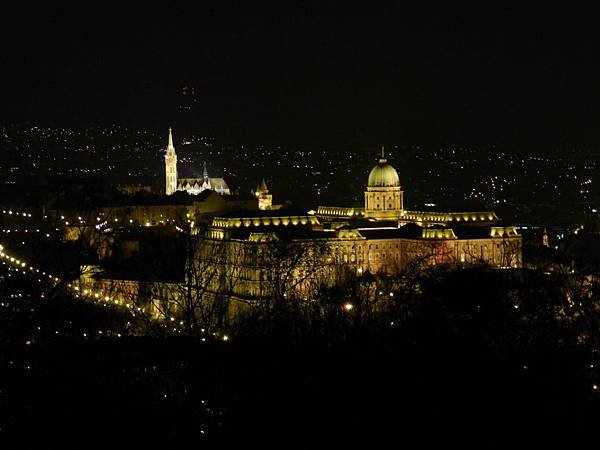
[0,7,599,442]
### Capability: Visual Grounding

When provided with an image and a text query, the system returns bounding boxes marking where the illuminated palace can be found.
[199,151,522,300]
[165,128,230,196]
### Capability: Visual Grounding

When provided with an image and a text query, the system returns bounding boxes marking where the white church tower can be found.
[164,127,178,195]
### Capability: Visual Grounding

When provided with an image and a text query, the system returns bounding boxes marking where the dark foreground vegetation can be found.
[1,266,599,447]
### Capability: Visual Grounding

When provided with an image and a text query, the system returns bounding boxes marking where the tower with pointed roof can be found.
[165,127,178,195]
[364,147,404,220]
[255,178,273,210]
[542,227,549,247]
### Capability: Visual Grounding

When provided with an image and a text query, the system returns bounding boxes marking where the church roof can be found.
[177,177,203,187]
[208,178,229,190]
[177,177,228,188]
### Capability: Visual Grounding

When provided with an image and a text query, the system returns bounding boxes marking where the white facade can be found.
[164,128,230,196]
[164,128,178,196]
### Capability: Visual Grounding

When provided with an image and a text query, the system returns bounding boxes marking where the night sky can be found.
[2,4,600,145]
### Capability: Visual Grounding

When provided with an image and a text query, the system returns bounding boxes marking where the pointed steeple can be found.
[164,127,178,196]
[167,127,175,151]
[259,178,268,192]
[203,161,209,179]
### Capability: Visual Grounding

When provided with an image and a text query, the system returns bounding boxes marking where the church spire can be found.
[164,127,178,196]
[259,178,268,192]
[167,127,175,151]
[203,161,209,179]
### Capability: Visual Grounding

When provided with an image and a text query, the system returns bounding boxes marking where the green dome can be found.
[368,159,400,187]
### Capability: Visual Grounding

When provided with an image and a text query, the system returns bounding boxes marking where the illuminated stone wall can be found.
[197,227,523,301]
[258,193,273,210]
[364,185,404,220]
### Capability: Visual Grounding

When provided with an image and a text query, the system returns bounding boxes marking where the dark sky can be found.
[2,3,600,146]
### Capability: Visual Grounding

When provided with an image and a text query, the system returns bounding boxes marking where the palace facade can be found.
[197,152,522,301]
